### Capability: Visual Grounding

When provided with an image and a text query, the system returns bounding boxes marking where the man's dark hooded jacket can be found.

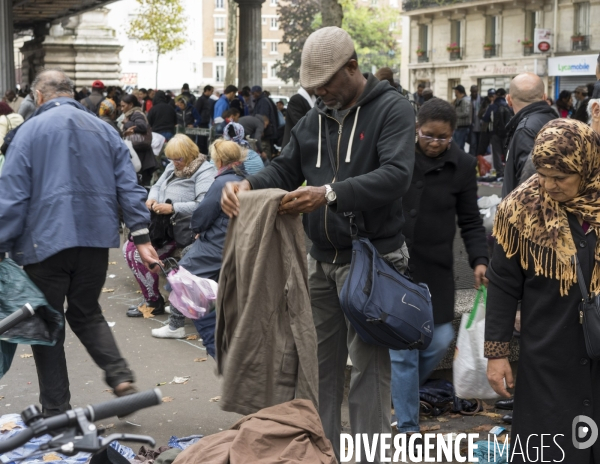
[501,100,557,196]
[247,74,415,264]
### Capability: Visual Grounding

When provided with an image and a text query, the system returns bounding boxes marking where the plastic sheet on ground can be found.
[0,413,90,464]
[167,435,203,450]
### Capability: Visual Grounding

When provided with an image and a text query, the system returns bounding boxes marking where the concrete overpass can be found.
[1,0,118,92]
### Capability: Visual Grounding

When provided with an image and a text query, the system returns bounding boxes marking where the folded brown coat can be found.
[172,400,336,464]
[216,189,319,415]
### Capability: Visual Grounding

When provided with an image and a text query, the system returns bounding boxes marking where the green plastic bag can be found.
[0,258,64,378]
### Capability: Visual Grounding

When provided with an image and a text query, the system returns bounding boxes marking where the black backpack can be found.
[493,105,512,137]
[82,95,106,116]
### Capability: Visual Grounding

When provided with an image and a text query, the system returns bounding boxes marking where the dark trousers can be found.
[469,131,480,156]
[490,134,507,177]
[197,123,209,154]
[24,247,134,415]
[477,131,492,156]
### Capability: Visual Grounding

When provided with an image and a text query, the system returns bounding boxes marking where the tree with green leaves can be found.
[276,0,399,84]
[127,0,187,88]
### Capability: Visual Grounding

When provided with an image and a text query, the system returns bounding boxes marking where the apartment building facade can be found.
[400,0,600,100]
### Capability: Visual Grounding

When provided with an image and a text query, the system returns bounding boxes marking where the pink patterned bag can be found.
[166,264,218,320]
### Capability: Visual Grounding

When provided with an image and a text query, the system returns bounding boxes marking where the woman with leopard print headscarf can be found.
[485,118,600,463]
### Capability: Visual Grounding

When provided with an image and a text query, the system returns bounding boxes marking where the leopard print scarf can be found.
[494,118,600,295]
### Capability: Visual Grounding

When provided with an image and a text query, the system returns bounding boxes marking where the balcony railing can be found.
[448,48,462,61]
[417,51,429,63]
[483,44,499,58]
[523,44,534,56]
[572,35,590,52]
[403,0,473,11]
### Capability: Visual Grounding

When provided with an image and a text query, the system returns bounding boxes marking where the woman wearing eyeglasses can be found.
[390,98,489,437]
[123,134,216,318]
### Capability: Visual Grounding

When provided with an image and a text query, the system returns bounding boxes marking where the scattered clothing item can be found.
[216,190,319,416]
[172,400,336,464]
[0,413,90,464]
[167,435,203,450]
[472,440,510,464]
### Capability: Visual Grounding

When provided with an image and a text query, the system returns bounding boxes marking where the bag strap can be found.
[466,285,486,329]
[574,254,591,302]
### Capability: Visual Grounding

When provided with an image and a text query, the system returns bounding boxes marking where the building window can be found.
[270,17,278,30]
[418,24,428,62]
[215,41,224,57]
[484,16,499,57]
[271,66,278,78]
[390,0,398,6]
[215,17,225,33]
[262,41,266,49]
[262,16,267,25]
[270,42,278,54]
[216,65,224,82]
[575,2,590,37]
[262,64,267,75]
[389,21,396,31]
[215,0,224,9]
[270,0,277,5]
[371,0,378,5]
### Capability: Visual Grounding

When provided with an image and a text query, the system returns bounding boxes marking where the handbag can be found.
[170,211,194,248]
[149,209,173,249]
[339,215,434,351]
[125,112,153,151]
[575,255,600,360]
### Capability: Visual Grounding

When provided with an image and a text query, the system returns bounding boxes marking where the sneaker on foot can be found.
[165,305,171,314]
[151,325,186,339]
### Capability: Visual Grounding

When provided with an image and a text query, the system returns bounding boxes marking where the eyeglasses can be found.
[168,157,185,163]
[418,129,452,144]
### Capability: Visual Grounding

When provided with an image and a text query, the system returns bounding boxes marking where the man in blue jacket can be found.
[0,69,160,415]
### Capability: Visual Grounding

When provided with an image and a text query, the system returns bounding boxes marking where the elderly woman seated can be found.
[124,134,216,318]
[152,139,246,342]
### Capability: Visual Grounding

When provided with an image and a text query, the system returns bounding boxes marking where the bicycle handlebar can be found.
[0,388,162,454]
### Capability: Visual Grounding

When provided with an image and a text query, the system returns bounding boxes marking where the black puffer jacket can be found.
[502,101,557,197]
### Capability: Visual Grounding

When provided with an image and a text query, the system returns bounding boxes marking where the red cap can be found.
[91,80,105,89]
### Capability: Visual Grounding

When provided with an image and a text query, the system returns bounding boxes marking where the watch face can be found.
[326,191,336,202]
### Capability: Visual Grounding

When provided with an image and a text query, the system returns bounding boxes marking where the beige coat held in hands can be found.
[216,189,319,416]
[172,400,336,464]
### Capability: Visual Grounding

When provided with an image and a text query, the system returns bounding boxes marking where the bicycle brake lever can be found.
[100,433,156,448]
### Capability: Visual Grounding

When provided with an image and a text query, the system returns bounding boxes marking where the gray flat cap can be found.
[299,27,356,90]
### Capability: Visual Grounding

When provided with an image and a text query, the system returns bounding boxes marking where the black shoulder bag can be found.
[575,255,600,360]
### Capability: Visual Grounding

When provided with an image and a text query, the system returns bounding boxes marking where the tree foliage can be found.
[127,0,187,87]
[276,0,400,84]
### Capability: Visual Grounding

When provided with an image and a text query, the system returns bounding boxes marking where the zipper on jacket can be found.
[323,113,349,264]
[376,270,429,302]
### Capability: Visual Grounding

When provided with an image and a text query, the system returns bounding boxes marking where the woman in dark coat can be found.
[486,119,600,463]
[391,98,488,434]
[151,139,246,353]
[121,94,156,186]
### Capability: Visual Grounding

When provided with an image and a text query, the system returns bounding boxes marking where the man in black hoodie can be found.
[502,73,558,196]
[221,27,415,462]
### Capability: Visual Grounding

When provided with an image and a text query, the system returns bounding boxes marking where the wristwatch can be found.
[325,184,337,205]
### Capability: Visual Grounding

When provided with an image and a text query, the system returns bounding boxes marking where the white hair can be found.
[587,98,600,122]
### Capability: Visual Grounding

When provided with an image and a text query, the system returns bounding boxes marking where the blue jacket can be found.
[0,97,150,266]
[178,167,245,280]
[213,95,230,120]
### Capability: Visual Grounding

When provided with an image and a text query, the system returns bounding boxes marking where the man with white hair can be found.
[0,68,160,415]
[502,73,558,195]
[221,27,415,462]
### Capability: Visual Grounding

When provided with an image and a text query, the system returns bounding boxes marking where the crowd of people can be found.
[2,26,600,464]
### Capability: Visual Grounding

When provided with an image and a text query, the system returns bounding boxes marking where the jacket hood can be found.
[313,74,398,167]
[505,100,558,135]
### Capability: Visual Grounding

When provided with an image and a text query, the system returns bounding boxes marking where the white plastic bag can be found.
[151,132,166,156]
[124,140,142,173]
[167,265,218,319]
[453,287,500,400]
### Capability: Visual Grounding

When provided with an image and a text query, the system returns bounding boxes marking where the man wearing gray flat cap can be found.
[222,27,415,461]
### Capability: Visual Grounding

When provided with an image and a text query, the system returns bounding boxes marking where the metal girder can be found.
[12,0,119,31]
